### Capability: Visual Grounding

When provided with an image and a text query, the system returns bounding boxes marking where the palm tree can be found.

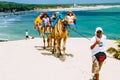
[107,40,120,60]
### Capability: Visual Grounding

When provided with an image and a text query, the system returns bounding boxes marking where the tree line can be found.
[0,1,120,12]
[0,1,72,12]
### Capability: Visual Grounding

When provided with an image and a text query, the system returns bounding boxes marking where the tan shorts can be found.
[92,56,100,74]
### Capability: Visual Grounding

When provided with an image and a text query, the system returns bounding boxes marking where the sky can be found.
[1,0,120,4]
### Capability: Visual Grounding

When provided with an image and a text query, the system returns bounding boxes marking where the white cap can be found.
[95,27,103,35]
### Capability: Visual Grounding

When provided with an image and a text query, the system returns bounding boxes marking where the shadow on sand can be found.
[34,46,74,62]
[34,46,50,51]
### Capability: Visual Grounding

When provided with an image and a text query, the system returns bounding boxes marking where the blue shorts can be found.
[42,22,49,28]
[68,24,76,28]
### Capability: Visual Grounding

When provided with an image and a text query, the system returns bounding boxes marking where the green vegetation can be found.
[0,1,33,12]
[107,40,120,60]
[0,1,72,12]
[0,1,120,12]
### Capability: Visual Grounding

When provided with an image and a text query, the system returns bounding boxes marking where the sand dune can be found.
[0,38,119,80]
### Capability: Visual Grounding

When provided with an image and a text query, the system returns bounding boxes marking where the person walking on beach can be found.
[25,29,29,40]
[90,27,107,80]
[25,29,34,40]
[65,11,77,30]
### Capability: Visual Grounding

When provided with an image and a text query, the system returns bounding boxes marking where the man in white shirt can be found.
[90,27,107,80]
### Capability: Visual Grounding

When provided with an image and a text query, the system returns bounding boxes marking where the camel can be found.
[50,16,69,58]
[34,19,52,49]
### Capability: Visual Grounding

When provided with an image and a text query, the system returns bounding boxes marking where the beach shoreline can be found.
[34,5,120,12]
[1,4,120,17]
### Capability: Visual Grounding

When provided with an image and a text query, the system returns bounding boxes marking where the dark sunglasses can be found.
[97,31,102,33]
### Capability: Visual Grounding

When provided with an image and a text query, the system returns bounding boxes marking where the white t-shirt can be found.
[90,35,106,55]
[66,16,74,24]
[42,17,49,24]
[26,31,28,36]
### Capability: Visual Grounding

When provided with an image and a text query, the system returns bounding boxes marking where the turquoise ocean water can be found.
[0,6,120,41]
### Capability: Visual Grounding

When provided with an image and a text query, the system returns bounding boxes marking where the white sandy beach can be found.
[0,38,119,80]
[35,5,120,12]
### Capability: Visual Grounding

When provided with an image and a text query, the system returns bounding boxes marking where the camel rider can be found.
[51,12,64,29]
[51,12,60,22]
[65,11,77,30]
[42,13,50,32]
[34,13,43,30]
